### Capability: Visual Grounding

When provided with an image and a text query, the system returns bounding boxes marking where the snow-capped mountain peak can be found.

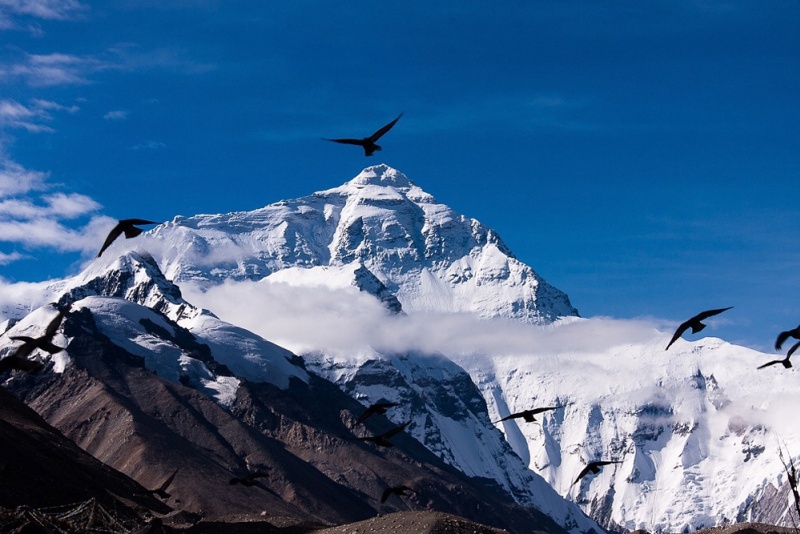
[150,164,578,323]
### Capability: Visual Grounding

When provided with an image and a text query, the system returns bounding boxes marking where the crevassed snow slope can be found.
[452,329,800,532]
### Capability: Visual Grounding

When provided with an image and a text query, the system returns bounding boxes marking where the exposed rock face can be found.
[0,385,169,516]
[1,296,578,534]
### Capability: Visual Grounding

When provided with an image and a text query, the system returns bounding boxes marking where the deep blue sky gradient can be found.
[0,1,798,350]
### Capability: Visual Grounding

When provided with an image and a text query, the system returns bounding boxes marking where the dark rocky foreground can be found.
[694,524,797,534]
[0,306,567,534]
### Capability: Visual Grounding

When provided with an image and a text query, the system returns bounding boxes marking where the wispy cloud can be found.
[129,140,165,150]
[1,52,111,86]
[0,0,88,21]
[0,212,110,252]
[0,98,77,132]
[108,42,217,75]
[0,251,26,265]
[0,150,106,263]
[103,110,128,120]
[0,192,99,219]
[0,156,48,197]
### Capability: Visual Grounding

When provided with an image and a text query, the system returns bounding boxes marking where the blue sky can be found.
[0,1,798,351]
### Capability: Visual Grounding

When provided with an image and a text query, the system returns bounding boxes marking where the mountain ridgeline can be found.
[2,165,799,533]
[151,164,578,323]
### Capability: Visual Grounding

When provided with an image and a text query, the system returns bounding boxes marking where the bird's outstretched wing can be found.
[531,406,560,416]
[694,306,734,321]
[7,336,37,357]
[494,412,521,423]
[97,223,125,257]
[354,405,379,426]
[322,137,365,146]
[572,465,594,486]
[0,354,44,374]
[121,218,157,226]
[573,460,620,485]
[380,421,411,440]
[354,401,399,426]
[666,307,733,350]
[788,341,800,358]
[665,324,689,350]
[776,330,795,351]
[494,406,559,424]
[380,485,415,503]
[153,468,178,496]
[98,219,157,257]
[43,306,67,339]
[368,113,403,142]
[121,219,157,238]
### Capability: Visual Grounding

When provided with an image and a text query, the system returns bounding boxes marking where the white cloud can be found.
[0,192,99,219]
[43,192,100,218]
[0,0,88,21]
[0,52,109,86]
[179,278,661,358]
[0,251,26,265]
[0,213,111,253]
[0,156,49,197]
[0,144,106,258]
[31,98,78,113]
[129,140,165,150]
[0,99,48,132]
[0,277,52,321]
[0,98,79,132]
[103,110,128,120]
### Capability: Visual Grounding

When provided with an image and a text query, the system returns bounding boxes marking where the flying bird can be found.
[759,341,800,370]
[775,325,800,351]
[665,307,733,350]
[757,355,793,370]
[229,469,270,487]
[97,219,157,257]
[380,485,417,504]
[493,406,561,424]
[354,401,401,426]
[1,304,69,374]
[572,460,622,486]
[149,468,178,499]
[322,113,403,156]
[354,421,411,448]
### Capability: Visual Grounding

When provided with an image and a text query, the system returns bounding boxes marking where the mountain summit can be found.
[151,164,577,323]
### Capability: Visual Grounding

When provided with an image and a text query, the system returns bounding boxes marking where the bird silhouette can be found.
[354,421,411,448]
[572,460,622,486]
[380,485,416,504]
[322,113,403,156]
[1,304,69,374]
[97,219,157,257]
[775,325,800,351]
[493,406,560,424]
[757,355,793,370]
[229,469,270,487]
[149,468,178,499]
[665,307,733,350]
[354,401,400,426]
[759,340,800,370]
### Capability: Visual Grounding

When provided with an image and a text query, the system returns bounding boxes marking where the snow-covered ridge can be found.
[452,335,800,532]
[147,164,577,324]
[0,251,309,391]
[305,346,600,534]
